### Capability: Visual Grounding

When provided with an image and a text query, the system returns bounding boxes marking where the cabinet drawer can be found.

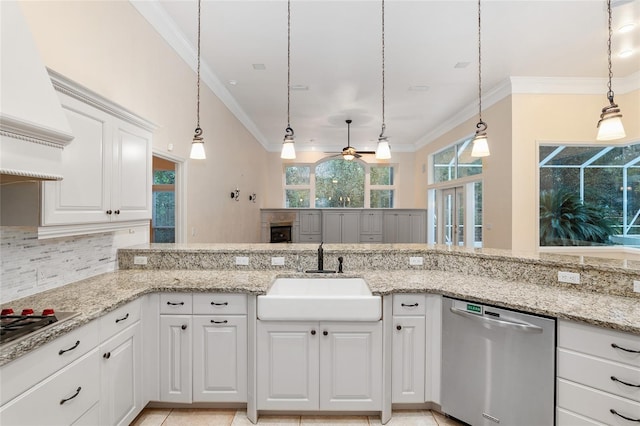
[393,294,426,316]
[0,349,100,426]
[360,234,383,243]
[299,233,322,242]
[100,299,141,340]
[160,293,193,314]
[557,378,640,425]
[0,320,99,406]
[193,293,247,315]
[557,408,607,426]
[558,320,640,367]
[558,349,640,402]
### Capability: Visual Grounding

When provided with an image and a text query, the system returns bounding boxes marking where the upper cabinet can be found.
[0,71,155,238]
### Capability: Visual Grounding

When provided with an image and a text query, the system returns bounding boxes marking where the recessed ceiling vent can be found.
[0,2,74,182]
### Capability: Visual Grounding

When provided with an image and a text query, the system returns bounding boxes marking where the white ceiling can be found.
[139,0,640,154]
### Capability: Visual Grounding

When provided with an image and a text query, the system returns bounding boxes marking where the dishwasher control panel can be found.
[451,299,483,315]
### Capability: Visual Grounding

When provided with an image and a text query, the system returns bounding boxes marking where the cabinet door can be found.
[300,211,322,235]
[392,316,425,403]
[319,322,382,411]
[111,119,152,222]
[360,211,383,234]
[322,212,343,243]
[409,211,426,243]
[383,212,398,243]
[159,315,192,403]
[257,321,319,410]
[42,93,111,225]
[340,212,360,243]
[193,315,247,402]
[100,322,142,426]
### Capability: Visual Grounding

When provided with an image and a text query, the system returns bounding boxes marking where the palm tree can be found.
[539,189,616,246]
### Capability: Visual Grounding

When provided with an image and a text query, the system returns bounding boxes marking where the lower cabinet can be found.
[257,321,382,411]
[99,322,142,426]
[158,293,248,404]
[556,320,640,425]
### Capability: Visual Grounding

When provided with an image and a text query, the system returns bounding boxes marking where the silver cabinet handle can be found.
[449,307,543,333]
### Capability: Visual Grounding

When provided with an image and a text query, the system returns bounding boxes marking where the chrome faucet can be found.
[317,242,324,271]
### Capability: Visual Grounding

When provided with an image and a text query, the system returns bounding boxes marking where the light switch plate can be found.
[634,280,640,293]
[133,256,148,265]
[235,256,249,266]
[409,256,424,266]
[271,257,285,266]
[558,271,580,284]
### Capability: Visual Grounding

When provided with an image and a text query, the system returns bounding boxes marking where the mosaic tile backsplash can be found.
[0,226,145,303]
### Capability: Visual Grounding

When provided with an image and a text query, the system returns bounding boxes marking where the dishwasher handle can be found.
[450,306,543,333]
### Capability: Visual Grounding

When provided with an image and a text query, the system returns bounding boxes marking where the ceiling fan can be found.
[329,119,376,160]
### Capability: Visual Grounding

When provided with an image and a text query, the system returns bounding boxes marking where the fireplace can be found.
[270,224,292,243]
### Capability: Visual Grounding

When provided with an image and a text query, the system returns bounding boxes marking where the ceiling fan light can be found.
[343,153,355,161]
[376,138,391,160]
[190,127,206,159]
[596,102,626,141]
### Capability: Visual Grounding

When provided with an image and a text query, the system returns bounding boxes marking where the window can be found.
[283,161,395,208]
[284,165,311,208]
[429,139,484,247]
[539,143,640,248]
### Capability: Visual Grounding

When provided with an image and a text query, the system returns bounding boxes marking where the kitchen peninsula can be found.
[1,243,638,425]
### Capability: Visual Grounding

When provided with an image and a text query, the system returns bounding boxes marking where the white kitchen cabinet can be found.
[383,210,427,243]
[159,314,192,403]
[322,210,360,243]
[299,210,322,242]
[391,294,426,403]
[556,320,640,425]
[360,210,383,242]
[257,320,382,412]
[99,322,142,426]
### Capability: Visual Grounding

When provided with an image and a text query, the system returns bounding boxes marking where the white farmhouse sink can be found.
[257,278,381,321]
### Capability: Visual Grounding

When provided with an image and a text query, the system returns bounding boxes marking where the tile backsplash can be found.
[0,226,147,304]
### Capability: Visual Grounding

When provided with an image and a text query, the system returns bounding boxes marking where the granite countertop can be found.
[1,268,638,366]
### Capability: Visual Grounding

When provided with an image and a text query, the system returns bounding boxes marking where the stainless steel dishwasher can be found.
[441,297,556,426]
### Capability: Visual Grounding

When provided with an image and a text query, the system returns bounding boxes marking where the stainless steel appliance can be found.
[441,297,556,426]
[0,309,78,346]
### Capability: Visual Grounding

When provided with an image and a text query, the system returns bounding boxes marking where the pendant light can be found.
[596,0,626,141]
[190,0,206,160]
[471,0,490,158]
[376,0,391,160]
[280,0,296,159]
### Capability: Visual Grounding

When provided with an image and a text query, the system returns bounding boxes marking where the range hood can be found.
[0,1,74,183]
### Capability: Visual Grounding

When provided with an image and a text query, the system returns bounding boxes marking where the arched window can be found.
[315,159,365,208]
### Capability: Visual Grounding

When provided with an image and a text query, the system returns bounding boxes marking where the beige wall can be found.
[20,1,267,242]
[264,151,417,208]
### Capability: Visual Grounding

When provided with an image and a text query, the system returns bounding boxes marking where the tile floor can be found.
[131,408,464,426]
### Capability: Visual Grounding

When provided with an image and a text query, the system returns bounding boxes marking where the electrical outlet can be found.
[271,257,285,266]
[409,256,424,266]
[235,256,249,266]
[558,271,580,284]
[634,281,640,293]
[133,256,148,265]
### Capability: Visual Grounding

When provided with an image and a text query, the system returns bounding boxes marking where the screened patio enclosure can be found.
[539,143,640,248]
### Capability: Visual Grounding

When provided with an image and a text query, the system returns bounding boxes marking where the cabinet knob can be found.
[181,324,187,330]
[322,331,328,336]
[106,210,113,215]
[311,330,316,335]
[114,210,120,215]
[103,352,111,359]
[396,325,402,331]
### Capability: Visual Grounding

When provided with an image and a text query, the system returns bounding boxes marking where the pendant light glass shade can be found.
[596,0,625,141]
[190,0,205,160]
[190,127,206,159]
[281,127,296,159]
[471,130,490,157]
[281,0,296,159]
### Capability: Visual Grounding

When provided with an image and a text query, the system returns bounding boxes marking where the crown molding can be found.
[130,0,270,149]
[414,72,640,150]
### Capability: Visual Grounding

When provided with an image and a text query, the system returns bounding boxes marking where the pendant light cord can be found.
[287,0,291,129]
[196,0,201,130]
[477,0,483,125]
[606,0,614,102]
[381,0,385,132]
